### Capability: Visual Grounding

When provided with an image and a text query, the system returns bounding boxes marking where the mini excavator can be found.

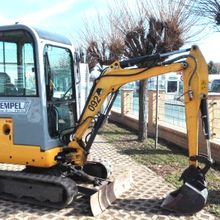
[0,24,212,215]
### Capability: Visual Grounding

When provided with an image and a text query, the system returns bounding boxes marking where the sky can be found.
[0,0,220,63]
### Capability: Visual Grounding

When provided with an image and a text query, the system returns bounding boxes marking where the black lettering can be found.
[94,95,101,103]
[88,105,95,111]
[88,95,102,112]
[91,100,97,107]
[4,103,9,109]
[10,103,15,109]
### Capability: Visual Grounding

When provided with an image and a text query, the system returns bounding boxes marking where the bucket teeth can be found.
[90,171,132,216]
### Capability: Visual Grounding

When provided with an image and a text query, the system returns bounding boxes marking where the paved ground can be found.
[0,135,216,220]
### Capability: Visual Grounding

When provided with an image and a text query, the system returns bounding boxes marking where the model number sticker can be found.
[88,95,101,111]
[0,101,30,113]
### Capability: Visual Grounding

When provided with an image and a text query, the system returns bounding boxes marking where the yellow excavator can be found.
[0,24,212,215]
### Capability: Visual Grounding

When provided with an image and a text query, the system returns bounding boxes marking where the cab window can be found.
[0,30,37,96]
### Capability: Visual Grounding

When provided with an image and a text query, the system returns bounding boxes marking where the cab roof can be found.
[0,23,72,46]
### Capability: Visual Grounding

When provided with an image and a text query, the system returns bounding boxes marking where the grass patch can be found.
[99,122,220,217]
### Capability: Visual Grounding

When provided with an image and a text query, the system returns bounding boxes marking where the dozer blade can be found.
[161,165,209,214]
[90,171,132,216]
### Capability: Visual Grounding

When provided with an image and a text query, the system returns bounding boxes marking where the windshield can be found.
[0,30,37,96]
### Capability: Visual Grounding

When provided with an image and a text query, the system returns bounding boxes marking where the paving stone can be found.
[0,135,216,219]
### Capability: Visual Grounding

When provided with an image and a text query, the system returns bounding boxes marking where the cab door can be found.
[43,45,77,138]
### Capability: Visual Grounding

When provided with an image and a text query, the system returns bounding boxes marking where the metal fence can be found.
[112,89,220,141]
[113,89,140,117]
[157,94,186,128]
[209,96,220,140]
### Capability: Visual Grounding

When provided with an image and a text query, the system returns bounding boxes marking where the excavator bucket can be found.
[161,165,209,214]
[90,171,132,216]
[161,183,208,214]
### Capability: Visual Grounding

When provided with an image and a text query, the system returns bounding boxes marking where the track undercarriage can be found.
[0,161,131,216]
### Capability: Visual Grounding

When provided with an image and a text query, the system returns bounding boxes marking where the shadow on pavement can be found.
[110,198,191,217]
[208,189,220,205]
[0,196,198,219]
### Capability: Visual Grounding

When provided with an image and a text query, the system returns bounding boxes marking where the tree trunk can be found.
[138,79,148,141]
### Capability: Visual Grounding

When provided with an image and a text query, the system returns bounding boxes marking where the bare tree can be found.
[195,0,220,30]
[79,0,200,141]
[79,15,124,71]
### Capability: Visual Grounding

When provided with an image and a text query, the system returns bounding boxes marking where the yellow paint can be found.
[183,46,208,166]
[68,140,86,166]
[0,118,62,167]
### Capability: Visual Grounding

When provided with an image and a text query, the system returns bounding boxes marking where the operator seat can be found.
[0,72,17,96]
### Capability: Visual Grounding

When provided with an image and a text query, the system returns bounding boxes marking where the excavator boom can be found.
[68,46,209,164]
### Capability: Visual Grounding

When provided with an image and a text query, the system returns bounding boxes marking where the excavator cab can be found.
[0,24,78,157]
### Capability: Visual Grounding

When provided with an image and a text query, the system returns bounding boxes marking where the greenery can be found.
[99,122,220,217]
[208,61,218,74]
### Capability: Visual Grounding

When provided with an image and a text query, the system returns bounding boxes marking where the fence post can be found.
[148,90,155,136]
[121,89,134,115]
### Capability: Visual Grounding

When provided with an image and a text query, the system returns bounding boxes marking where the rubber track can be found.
[0,170,78,208]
